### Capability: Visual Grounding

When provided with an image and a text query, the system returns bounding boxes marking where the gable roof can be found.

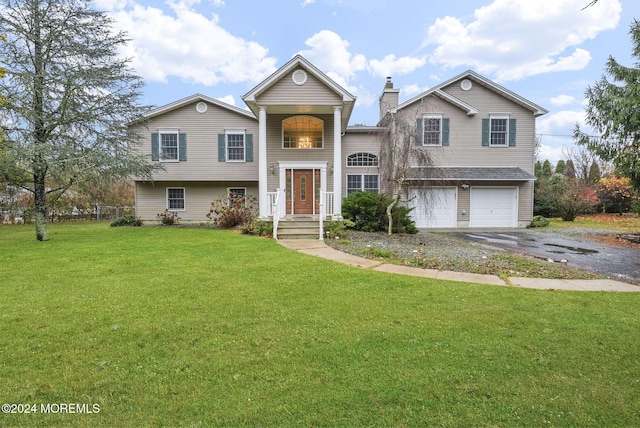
[143,93,256,121]
[390,70,548,118]
[242,54,356,130]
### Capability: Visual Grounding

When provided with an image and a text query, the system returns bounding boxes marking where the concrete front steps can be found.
[276,220,321,240]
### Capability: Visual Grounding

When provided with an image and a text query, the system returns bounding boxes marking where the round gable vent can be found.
[196,101,208,113]
[292,69,308,86]
[460,79,473,91]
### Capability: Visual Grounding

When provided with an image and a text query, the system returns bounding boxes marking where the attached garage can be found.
[469,187,518,227]
[409,187,457,228]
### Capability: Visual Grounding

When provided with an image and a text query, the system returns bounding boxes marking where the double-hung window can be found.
[228,187,246,206]
[167,188,185,211]
[347,174,379,195]
[490,115,509,146]
[160,129,179,161]
[226,130,245,162]
[423,114,443,146]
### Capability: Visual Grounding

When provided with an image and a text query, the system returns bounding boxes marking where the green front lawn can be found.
[1,223,639,427]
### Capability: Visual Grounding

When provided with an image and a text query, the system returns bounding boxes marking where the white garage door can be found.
[409,187,457,228]
[469,187,518,227]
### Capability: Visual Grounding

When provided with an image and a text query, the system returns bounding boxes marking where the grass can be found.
[549,212,640,232]
[1,222,639,427]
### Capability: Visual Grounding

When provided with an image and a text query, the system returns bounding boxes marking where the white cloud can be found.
[550,94,577,106]
[538,143,568,164]
[298,30,368,83]
[537,110,586,135]
[424,0,621,81]
[301,0,315,6]
[106,2,277,85]
[216,95,236,106]
[369,54,427,78]
[401,84,427,98]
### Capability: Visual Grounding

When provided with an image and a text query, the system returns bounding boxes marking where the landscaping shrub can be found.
[529,215,550,228]
[207,193,257,229]
[110,214,143,227]
[342,191,417,234]
[157,210,181,226]
[240,218,272,236]
[324,219,355,239]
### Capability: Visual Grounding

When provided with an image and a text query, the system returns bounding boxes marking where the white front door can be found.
[469,187,518,227]
[409,187,457,228]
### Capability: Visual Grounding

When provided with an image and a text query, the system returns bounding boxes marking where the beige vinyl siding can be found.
[257,69,343,106]
[137,101,259,182]
[342,132,382,195]
[135,181,259,221]
[396,84,536,173]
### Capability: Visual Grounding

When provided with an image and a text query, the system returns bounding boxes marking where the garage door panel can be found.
[470,187,517,227]
[409,187,457,228]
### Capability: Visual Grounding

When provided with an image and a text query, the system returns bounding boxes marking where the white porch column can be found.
[333,106,342,218]
[258,106,268,218]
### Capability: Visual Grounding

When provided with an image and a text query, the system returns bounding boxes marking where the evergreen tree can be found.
[578,19,640,190]
[565,159,576,179]
[555,160,566,175]
[534,161,543,179]
[0,0,160,240]
[542,160,553,178]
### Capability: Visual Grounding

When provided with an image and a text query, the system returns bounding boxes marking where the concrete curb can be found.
[278,239,640,292]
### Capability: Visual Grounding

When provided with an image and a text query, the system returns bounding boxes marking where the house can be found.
[133,54,547,236]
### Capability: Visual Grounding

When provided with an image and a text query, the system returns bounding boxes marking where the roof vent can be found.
[196,102,208,113]
[292,69,308,86]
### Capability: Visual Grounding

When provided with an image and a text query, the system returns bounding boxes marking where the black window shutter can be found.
[415,118,423,146]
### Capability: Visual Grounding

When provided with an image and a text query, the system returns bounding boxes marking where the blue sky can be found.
[95,0,640,164]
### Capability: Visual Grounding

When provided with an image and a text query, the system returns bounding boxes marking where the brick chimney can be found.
[379,76,400,120]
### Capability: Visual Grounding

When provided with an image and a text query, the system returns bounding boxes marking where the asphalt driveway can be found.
[450,230,640,284]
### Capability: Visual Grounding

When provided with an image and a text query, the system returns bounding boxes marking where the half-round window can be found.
[282,116,324,149]
[347,152,379,167]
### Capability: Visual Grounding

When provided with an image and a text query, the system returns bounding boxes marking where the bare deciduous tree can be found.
[378,108,434,235]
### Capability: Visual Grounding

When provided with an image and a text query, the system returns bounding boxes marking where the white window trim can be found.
[489,114,510,147]
[159,128,179,162]
[225,129,246,162]
[347,174,379,194]
[346,152,379,167]
[166,187,186,211]
[422,114,443,146]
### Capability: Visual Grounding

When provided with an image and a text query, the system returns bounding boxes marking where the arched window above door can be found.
[282,116,324,149]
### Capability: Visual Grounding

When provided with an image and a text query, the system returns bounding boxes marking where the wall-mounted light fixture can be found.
[327,162,334,176]
[461,183,469,190]
[268,163,276,176]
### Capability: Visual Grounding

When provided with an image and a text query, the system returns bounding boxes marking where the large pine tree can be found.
[578,20,640,191]
[0,0,159,240]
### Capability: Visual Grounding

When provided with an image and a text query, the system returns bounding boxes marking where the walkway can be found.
[278,240,640,292]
